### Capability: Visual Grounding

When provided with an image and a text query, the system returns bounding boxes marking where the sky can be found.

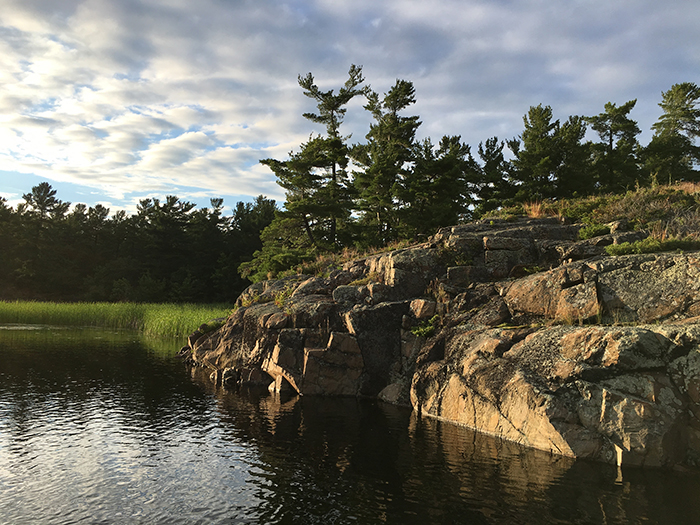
[1,0,699,216]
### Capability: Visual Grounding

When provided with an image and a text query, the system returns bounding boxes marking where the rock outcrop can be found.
[183,216,700,468]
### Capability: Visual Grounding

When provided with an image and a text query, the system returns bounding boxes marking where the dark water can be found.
[1,326,700,524]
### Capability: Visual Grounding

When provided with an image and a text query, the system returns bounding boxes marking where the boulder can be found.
[410,299,437,319]
[262,328,305,393]
[594,253,700,323]
[367,245,440,299]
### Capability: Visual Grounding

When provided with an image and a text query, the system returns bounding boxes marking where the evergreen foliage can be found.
[352,79,421,245]
[586,100,642,192]
[244,69,700,281]
[0,187,275,302]
[473,137,514,214]
[506,105,592,201]
[397,135,478,236]
[3,70,700,294]
[644,82,700,182]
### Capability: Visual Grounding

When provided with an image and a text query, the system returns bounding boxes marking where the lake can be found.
[1,325,700,524]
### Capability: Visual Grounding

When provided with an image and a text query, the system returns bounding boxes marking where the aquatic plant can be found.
[0,301,232,338]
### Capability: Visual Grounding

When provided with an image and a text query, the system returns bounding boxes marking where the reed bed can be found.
[0,301,232,338]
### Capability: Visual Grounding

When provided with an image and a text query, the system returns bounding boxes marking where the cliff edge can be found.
[182,216,700,469]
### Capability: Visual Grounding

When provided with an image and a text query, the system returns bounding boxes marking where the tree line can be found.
[0,184,275,302]
[2,68,698,298]
[242,66,700,281]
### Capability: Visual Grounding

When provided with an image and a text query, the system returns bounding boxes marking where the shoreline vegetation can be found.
[3,182,700,340]
[0,301,231,338]
[237,70,700,282]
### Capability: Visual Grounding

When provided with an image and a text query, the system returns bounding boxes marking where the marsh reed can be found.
[0,301,232,338]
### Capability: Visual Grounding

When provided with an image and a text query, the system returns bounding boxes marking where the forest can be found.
[1,66,698,301]
[0,188,275,302]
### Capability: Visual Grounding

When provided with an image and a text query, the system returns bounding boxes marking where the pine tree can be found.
[260,65,367,251]
[555,115,594,197]
[586,100,641,191]
[507,106,593,202]
[644,82,700,182]
[473,137,515,214]
[352,79,421,246]
[507,104,560,201]
[245,66,368,280]
[397,135,478,236]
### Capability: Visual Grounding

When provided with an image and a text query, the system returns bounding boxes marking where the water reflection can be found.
[190,367,700,524]
[2,325,700,524]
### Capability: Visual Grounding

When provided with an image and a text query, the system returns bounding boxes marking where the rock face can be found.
[411,324,700,467]
[185,216,700,469]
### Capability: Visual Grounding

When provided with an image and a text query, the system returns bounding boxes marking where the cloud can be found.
[0,0,699,211]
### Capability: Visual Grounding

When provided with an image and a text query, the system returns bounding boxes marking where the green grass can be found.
[482,184,700,237]
[0,301,232,338]
[605,237,700,256]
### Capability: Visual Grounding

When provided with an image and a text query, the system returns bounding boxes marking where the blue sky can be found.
[1,0,699,216]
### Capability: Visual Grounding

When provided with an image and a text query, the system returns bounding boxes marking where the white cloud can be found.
[0,0,698,211]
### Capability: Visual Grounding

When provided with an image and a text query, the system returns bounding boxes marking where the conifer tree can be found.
[352,79,421,246]
[260,65,368,250]
[397,135,478,236]
[555,115,593,197]
[473,137,515,214]
[508,106,592,201]
[644,82,700,182]
[21,181,70,221]
[586,100,641,191]
[507,104,560,201]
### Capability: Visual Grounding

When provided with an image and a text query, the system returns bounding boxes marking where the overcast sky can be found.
[1,0,699,215]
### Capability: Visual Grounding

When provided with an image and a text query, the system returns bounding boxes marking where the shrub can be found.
[348,271,381,286]
[272,285,295,307]
[411,314,440,337]
[605,237,700,256]
[578,223,611,240]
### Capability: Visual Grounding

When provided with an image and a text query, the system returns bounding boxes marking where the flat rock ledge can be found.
[182,217,700,469]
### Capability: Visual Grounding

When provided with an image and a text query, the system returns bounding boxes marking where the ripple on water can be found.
[3,327,700,524]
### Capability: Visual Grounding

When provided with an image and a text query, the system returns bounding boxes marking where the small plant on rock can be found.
[425,279,449,303]
[605,236,700,256]
[578,223,611,240]
[348,271,381,286]
[199,319,225,333]
[273,284,296,307]
[524,201,545,218]
[522,265,545,274]
[239,292,262,308]
[411,314,440,337]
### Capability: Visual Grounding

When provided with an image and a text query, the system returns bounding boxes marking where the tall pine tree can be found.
[397,135,478,236]
[352,79,421,246]
[586,100,641,192]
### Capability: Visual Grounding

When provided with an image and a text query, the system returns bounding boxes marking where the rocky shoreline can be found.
[181,216,700,469]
